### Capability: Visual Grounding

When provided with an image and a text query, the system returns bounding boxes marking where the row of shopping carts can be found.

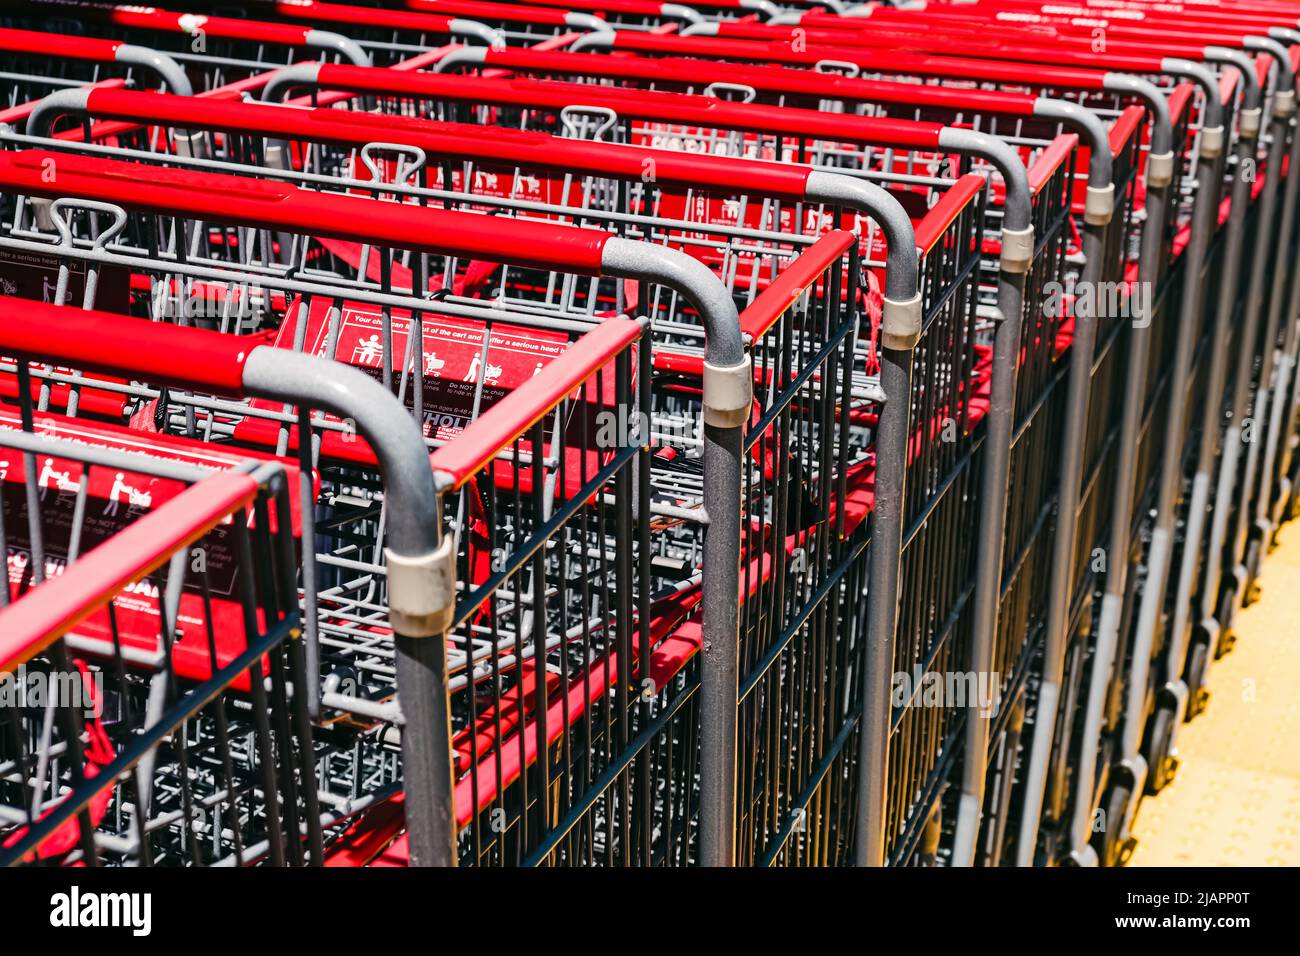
[0,0,1295,868]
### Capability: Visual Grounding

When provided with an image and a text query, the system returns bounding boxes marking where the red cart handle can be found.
[274,0,473,31]
[715,16,1285,69]
[0,295,256,395]
[449,46,1043,114]
[45,88,816,197]
[274,63,946,148]
[27,1,372,66]
[100,6,319,45]
[392,0,582,28]
[580,30,1119,87]
[0,26,123,61]
[0,150,612,274]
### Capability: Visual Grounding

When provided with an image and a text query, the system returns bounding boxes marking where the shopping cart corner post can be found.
[432,45,488,74]
[450,18,509,51]
[600,237,748,868]
[1012,98,1115,867]
[935,129,1035,867]
[1147,59,1228,727]
[262,62,325,102]
[1068,77,1173,859]
[114,44,194,97]
[799,177,920,869]
[240,346,458,867]
[1193,48,1262,636]
[800,172,920,868]
[1241,37,1300,588]
[305,30,372,67]
[24,88,93,141]
[1219,41,1291,625]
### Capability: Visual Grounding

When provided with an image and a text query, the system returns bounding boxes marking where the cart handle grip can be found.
[438,46,1042,114]
[0,295,256,395]
[36,88,815,197]
[0,27,191,94]
[395,0,574,27]
[265,62,946,148]
[571,30,1118,89]
[0,150,614,275]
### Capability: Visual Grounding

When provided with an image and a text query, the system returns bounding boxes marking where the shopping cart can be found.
[0,295,460,866]
[8,1,1299,870]
[0,123,969,865]
[0,450,313,867]
[506,18,1300,868]
[250,60,1165,862]
[5,50,1040,858]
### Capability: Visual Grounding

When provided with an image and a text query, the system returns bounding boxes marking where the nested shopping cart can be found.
[0,111,977,868]
[0,443,312,866]
[248,57,1175,864]
[249,56,1118,867]
[5,0,1300,870]
[0,52,1013,863]
[0,145,753,865]
[486,22,1289,863]
[763,0,1300,625]
[0,296,461,866]
[27,42,1159,868]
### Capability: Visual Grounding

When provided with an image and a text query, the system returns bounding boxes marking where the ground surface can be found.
[1130,518,1300,866]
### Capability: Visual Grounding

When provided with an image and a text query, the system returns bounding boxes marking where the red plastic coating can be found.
[0,151,614,274]
[0,26,121,60]
[402,0,573,26]
[599,31,1114,88]
[0,295,256,396]
[473,48,1042,115]
[274,0,461,31]
[310,64,947,147]
[76,89,816,197]
[103,7,315,45]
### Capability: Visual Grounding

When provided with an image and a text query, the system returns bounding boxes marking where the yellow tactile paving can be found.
[1129,518,1300,866]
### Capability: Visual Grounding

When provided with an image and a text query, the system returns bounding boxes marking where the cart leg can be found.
[855,344,913,867]
[1139,135,1222,794]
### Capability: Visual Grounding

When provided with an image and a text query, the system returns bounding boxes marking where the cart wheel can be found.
[1093,783,1133,867]
[1242,535,1263,606]
[1143,706,1178,794]
[1213,589,1236,658]
[1185,639,1211,719]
